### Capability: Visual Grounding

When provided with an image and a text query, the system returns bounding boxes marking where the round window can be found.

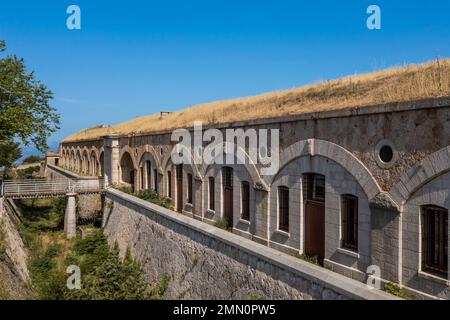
[379,145,393,163]
[374,139,397,169]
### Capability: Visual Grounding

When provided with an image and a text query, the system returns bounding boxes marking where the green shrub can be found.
[214,217,229,230]
[249,294,265,300]
[112,186,171,209]
[291,252,319,265]
[15,166,40,179]
[384,282,414,300]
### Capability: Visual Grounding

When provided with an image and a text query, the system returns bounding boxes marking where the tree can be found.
[0,139,21,179]
[0,40,59,152]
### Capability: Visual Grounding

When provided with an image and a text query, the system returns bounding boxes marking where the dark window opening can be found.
[241,181,250,221]
[167,171,172,198]
[379,145,394,163]
[187,173,193,204]
[278,186,289,232]
[223,167,233,188]
[422,205,448,279]
[154,169,158,194]
[342,194,358,251]
[209,177,215,211]
[303,173,325,203]
[140,167,144,189]
[146,161,151,189]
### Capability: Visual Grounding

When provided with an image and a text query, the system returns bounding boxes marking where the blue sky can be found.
[1,0,450,146]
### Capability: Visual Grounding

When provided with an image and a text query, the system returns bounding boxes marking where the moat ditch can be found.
[0,197,169,300]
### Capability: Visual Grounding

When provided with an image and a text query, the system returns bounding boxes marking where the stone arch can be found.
[120,150,137,188]
[119,146,138,170]
[200,142,269,190]
[162,144,203,181]
[137,145,162,172]
[271,139,381,200]
[137,147,161,190]
[390,145,450,205]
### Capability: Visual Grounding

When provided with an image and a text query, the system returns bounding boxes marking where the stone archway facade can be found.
[56,97,450,299]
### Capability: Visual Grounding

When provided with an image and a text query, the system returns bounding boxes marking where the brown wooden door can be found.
[222,167,233,228]
[305,200,325,264]
[176,165,183,212]
[303,173,326,265]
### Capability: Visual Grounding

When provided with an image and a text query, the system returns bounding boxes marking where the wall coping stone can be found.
[105,187,400,300]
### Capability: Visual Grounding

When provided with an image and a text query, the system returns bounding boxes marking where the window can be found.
[341,195,358,251]
[187,173,193,204]
[422,205,448,279]
[241,181,250,221]
[209,177,215,211]
[222,167,233,188]
[278,186,289,232]
[140,167,144,189]
[146,161,151,189]
[154,169,158,194]
[167,171,172,198]
[303,173,325,203]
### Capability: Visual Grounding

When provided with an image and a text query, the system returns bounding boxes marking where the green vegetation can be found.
[0,140,21,179]
[0,40,60,152]
[384,282,415,300]
[17,198,169,300]
[113,185,172,209]
[22,155,43,164]
[249,294,265,300]
[15,166,40,179]
[0,222,6,260]
[214,217,229,230]
[291,252,320,266]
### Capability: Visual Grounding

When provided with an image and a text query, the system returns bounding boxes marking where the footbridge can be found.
[1,178,105,199]
[0,177,106,239]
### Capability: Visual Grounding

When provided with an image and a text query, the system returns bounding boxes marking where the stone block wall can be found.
[102,188,396,300]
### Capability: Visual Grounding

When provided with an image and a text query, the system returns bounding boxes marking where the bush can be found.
[112,185,172,209]
[15,166,40,179]
[214,217,229,230]
[291,252,319,265]
[384,282,414,300]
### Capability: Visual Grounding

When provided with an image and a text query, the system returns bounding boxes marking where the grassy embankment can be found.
[16,198,169,300]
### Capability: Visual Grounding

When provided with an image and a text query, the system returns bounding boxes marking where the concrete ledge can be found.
[106,187,399,300]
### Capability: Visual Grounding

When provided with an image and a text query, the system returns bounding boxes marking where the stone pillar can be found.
[369,192,401,283]
[64,193,77,239]
[103,134,120,185]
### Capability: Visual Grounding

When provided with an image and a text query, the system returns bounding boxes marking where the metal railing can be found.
[0,178,105,198]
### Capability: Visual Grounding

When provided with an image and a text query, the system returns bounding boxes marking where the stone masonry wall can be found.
[103,188,396,300]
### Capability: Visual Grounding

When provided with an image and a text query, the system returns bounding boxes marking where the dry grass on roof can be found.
[63,58,450,143]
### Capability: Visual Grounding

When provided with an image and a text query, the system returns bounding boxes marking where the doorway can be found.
[303,173,325,265]
[176,165,183,212]
[222,167,233,228]
[130,170,135,193]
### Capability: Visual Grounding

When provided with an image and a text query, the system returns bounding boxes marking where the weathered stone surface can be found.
[103,189,396,300]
